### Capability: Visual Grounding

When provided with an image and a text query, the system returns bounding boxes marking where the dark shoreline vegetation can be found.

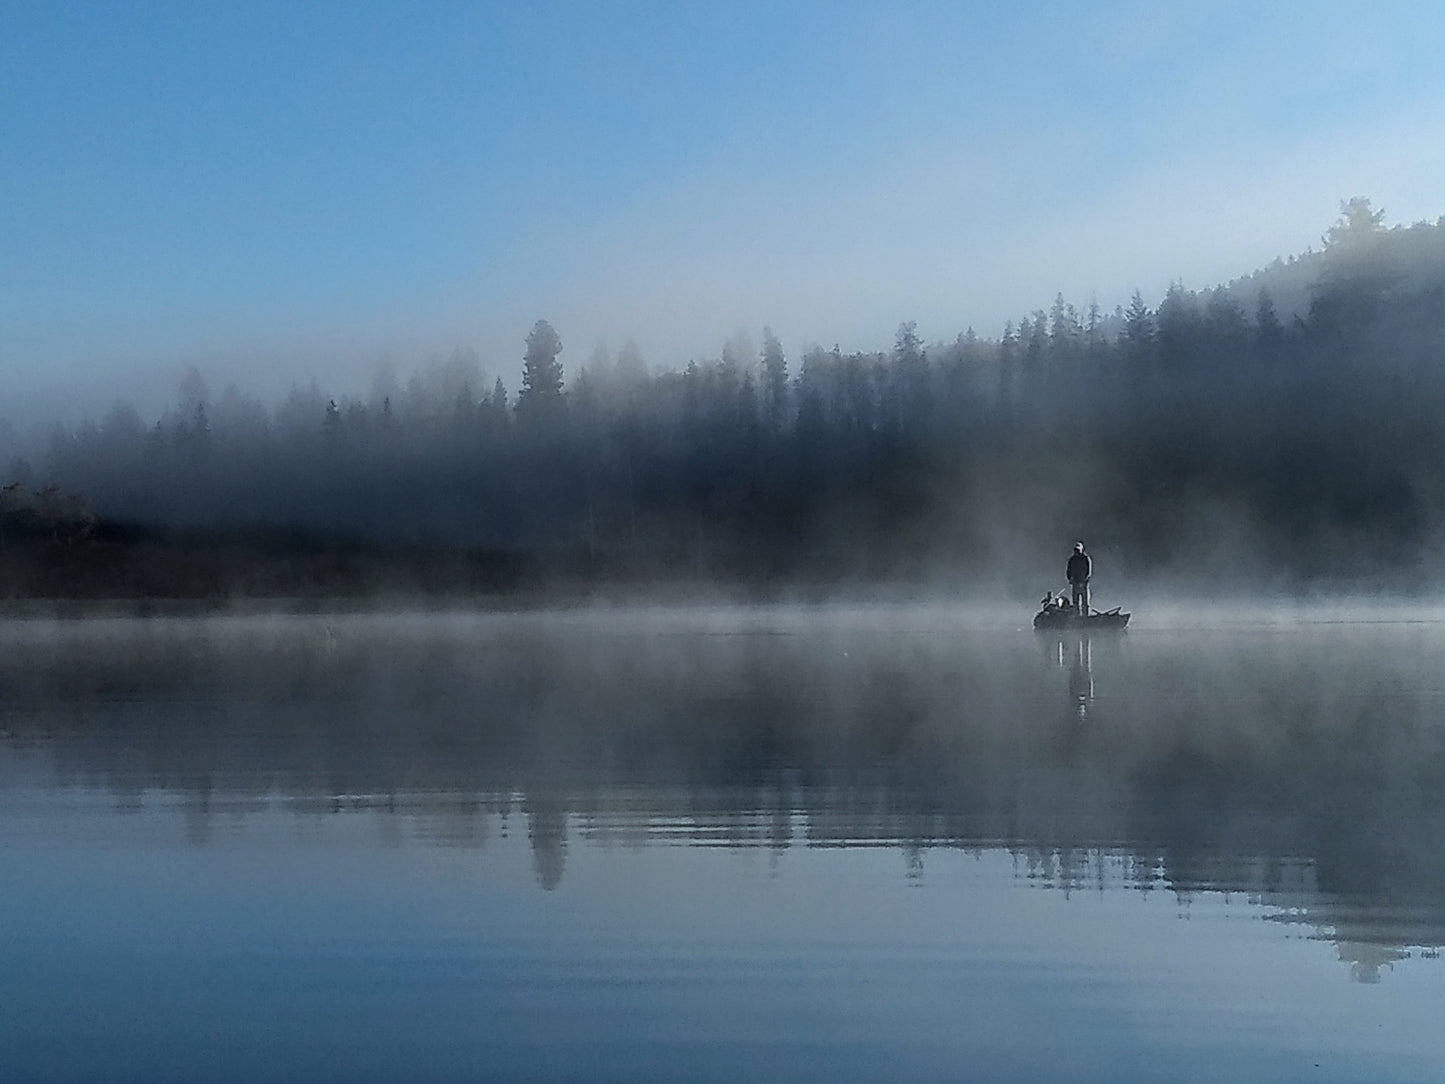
[6,199,1445,602]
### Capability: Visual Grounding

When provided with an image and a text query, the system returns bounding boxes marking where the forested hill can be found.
[8,198,1445,598]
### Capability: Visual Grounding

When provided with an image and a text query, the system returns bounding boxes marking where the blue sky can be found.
[4,0,1445,422]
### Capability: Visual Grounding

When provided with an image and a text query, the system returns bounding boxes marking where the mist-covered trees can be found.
[518,319,564,420]
[12,199,1445,594]
[760,328,789,433]
[1325,197,1387,247]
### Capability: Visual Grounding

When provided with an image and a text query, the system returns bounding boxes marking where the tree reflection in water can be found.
[3,609,1445,979]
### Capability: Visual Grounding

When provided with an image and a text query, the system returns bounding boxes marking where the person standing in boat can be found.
[1067,541,1091,617]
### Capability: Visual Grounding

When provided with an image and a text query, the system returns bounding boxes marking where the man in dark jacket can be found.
[1067,541,1091,616]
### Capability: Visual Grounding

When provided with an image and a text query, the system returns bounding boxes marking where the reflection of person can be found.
[1067,541,1091,617]
[1068,636,1093,717]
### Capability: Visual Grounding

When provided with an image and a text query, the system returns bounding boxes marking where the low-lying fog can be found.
[3,602,1445,934]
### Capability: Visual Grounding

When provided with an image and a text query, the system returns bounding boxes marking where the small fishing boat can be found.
[1033,605,1130,631]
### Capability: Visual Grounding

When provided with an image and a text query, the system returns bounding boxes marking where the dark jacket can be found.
[1067,552,1091,584]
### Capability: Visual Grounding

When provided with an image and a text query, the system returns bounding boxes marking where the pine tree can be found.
[517,319,564,421]
[760,327,789,433]
[1156,281,1199,374]
[1254,288,1283,358]
[894,321,930,437]
[1121,291,1155,374]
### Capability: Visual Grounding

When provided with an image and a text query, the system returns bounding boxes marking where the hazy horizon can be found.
[6,2,1445,423]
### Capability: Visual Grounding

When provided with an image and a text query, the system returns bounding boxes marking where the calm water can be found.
[4,605,1445,1082]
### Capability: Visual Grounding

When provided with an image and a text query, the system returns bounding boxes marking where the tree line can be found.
[11,198,1445,596]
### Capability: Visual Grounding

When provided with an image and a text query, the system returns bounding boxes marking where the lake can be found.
[3,604,1445,1082]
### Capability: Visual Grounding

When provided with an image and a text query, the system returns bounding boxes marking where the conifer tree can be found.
[517,319,564,421]
[760,327,789,433]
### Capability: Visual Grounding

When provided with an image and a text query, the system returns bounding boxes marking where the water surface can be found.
[3,606,1445,1081]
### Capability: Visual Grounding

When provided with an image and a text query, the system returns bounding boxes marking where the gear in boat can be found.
[1033,596,1130,630]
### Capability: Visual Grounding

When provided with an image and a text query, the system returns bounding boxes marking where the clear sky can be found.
[4,0,1445,422]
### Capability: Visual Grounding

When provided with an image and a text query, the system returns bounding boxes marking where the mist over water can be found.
[10,5,1445,1077]
[4,605,1445,1080]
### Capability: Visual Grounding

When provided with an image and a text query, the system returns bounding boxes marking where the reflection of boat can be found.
[1033,607,1130,631]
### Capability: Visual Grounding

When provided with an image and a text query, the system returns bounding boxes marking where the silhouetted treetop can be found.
[518,319,565,417]
[1324,197,1386,249]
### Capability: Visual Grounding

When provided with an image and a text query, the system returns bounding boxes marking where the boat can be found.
[1033,606,1130,631]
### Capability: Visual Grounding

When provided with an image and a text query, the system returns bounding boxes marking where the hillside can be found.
[8,199,1445,599]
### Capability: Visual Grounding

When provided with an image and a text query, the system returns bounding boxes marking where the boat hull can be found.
[1033,610,1130,631]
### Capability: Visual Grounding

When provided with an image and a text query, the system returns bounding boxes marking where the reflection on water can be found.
[1046,634,1095,718]
[3,611,1445,956]
[5,607,1445,1078]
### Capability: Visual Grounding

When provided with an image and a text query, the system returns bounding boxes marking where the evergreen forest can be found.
[6,199,1445,600]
